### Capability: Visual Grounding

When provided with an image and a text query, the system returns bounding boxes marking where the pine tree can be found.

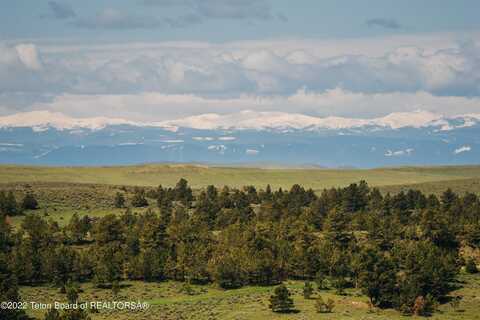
[174,178,193,205]
[52,245,77,289]
[66,213,91,244]
[269,284,295,313]
[114,192,125,208]
[0,253,27,320]
[3,191,19,215]
[62,281,91,320]
[323,208,352,248]
[131,188,148,207]
[441,188,457,211]
[263,184,273,201]
[21,192,38,210]
[357,248,397,308]
[211,251,247,289]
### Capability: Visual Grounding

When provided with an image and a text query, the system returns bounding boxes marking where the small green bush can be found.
[465,259,478,274]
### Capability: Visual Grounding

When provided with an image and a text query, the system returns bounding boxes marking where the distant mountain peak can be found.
[159,110,480,131]
[0,110,139,131]
[0,110,479,167]
[0,109,479,132]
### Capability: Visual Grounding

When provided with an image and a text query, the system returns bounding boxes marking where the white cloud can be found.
[3,37,480,98]
[15,44,42,70]
[192,136,214,141]
[385,148,414,157]
[208,144,227,153]
[454,145,471,154]
[23,89,480,121]
[0,43,48,94]
[218,136,236,141]
[1,33,480,119]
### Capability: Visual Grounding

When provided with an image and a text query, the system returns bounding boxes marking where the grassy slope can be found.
[2,164,480,190]
[5,164,480,228]
[380,177,480,195]
[20,274,480,320]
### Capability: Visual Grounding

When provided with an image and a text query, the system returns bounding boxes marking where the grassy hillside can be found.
[4,164,480,229]
[2,164,480,190]
[380,177,480,195]
[20,274,480,320]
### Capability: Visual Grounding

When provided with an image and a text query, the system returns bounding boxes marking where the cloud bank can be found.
[2,39,480,97]
[140,0,279,21]
[1,33,480,120]
[72,0,283,30]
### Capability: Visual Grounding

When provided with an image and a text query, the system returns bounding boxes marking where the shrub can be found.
[131,188,148,207]
[111,280,121,297]
[179,282,196,295]
[315,271,327,290]
[465,259,478,274]
[269,284,296,313]
[412,295,436,316]
[449,295,462,311]
[22,192,39,210]
[303,281,314,299]
[332,277,348,295]
[114,192,125,208]
[315,295,335,313]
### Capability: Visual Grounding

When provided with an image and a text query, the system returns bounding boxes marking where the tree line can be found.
[0,190,38,216]
[1,179,480,319]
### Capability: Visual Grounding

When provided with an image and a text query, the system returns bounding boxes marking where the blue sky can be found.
[2,0,480,41]
[1,0,480,121]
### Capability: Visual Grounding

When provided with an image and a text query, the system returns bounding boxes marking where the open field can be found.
[20,273,480,320]
[4,164,480,228]
[2,164,480,190]
[380,177,480,195]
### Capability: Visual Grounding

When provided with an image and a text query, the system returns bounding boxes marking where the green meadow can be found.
[20,274,480,320]
[2,164,480,190]
[4,164,480,228]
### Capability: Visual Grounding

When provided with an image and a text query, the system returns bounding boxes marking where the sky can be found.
[1,0,480,121]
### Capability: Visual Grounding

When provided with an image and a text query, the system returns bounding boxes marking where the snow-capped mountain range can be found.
[159,110,480,131]
[0,110,479,167]
[1,110,479,132]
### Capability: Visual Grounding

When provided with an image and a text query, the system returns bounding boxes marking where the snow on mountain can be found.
[159,110,480,131]
[374,111,444,129]
[0,110,479,167]
[0,110,479,132]
[0,111,140,131]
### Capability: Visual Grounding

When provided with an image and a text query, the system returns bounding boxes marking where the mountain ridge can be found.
[2,109,480,132]
[0,109,479,167]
